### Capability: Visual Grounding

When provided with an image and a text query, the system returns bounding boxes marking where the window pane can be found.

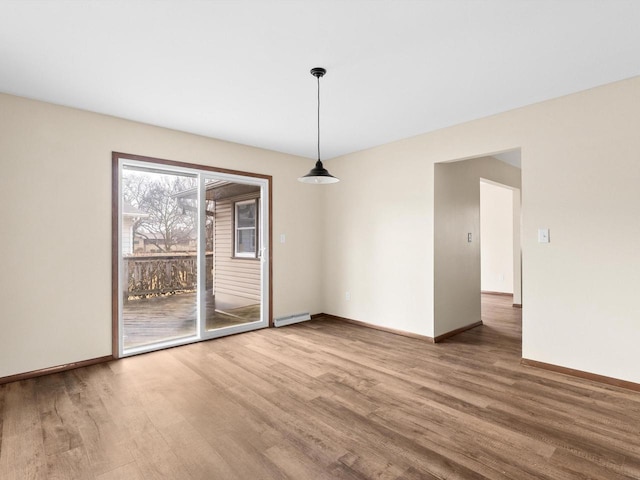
[237,202,256,228]
[237,229,256,253]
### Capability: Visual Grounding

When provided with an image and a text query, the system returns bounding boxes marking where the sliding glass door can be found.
[116,155,269,357]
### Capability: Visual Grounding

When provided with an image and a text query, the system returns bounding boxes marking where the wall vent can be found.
[274,312,311,328]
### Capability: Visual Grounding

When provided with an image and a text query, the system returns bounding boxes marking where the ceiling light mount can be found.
[298,66,339,184]
[310,67,326,78]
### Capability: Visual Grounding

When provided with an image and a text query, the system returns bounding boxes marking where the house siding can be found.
[214,192,261,307]
[122,216,134,255]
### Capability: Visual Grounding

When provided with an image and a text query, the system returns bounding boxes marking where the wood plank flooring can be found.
[2,294,640,479]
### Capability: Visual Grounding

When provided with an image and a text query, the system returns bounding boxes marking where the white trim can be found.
[197,175,206,340]
[234,198,258,258]
[118,158,124,358]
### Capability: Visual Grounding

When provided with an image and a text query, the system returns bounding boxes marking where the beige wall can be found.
[434,157,521,336]
[0,93,323,378]
[323,75,640,383]
[3,74,640,385]
[321,149,435,336]
[481,180,515,294]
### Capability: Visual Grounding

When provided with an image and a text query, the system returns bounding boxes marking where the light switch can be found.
[467,232,472,243]
[538,228,550,243]
[280,234,286,243]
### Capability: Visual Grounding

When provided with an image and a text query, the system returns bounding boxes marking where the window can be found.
[235,199,258,257]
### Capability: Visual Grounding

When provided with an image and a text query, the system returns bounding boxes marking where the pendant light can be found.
[298,67,339,184]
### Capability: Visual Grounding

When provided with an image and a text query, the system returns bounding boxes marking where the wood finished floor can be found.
[2,295,640,479]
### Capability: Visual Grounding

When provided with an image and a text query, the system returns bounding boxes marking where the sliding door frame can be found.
[112,152,273,358]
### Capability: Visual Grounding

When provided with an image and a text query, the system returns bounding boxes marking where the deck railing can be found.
[123,253,213,298]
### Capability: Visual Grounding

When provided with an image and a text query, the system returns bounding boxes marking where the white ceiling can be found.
[1,1,639,160]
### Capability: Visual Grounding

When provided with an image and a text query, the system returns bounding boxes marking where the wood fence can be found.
[124,254,213,298]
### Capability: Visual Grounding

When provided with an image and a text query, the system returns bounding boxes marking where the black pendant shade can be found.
[299,159,338,184]
[299,67,339,184]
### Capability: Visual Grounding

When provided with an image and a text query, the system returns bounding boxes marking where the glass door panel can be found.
[121,166,198,352]
[203,178,262,332]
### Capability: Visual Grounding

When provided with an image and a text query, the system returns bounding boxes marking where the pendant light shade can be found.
[298,159,338,184]
[298,67,339,184]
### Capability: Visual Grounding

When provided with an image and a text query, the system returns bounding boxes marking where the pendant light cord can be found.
[299,67,338,183]
[317,74,321,161]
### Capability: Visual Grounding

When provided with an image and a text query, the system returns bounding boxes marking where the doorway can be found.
[480,179,521,305]
[113,153,271,357]
[479,178,522,344]
[433,150,521,340]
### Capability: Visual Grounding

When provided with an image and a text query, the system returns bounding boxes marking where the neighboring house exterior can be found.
[174,181,261,310]
[132,232,197,253]
[213,191,261,309]
[122,202,148,255]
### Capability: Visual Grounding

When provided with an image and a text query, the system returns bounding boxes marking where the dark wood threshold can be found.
[521,358,640,393]
[513,303,522,308]
[0,355,114,386]
[316,313,434,342]
[434,320,483,343]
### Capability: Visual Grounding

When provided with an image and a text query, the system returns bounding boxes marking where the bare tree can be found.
[123,171,197,253]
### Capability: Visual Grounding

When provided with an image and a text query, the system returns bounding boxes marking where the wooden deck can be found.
[123,290,260,349]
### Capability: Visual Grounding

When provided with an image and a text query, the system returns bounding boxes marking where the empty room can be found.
[1,1,639,479]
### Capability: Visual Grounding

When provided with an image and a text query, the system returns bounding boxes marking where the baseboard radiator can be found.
[274,312,311,328]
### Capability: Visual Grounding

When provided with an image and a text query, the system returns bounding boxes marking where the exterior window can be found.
[235,199,258,258]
